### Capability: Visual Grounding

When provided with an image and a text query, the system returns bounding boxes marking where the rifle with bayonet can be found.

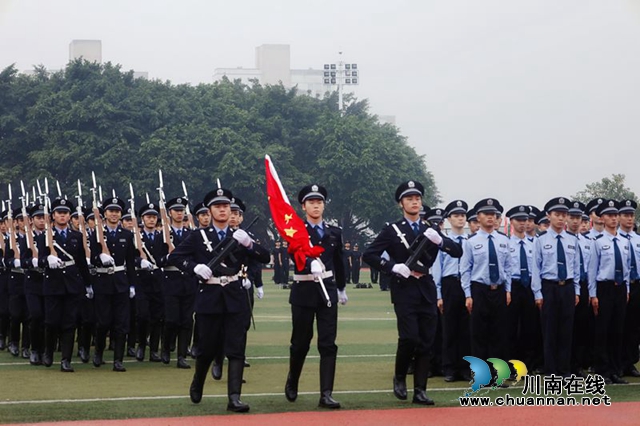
[42,178,58,258]
[157,170,175,253]
[91,172,110,256]
[181,181,196,230]
[205,217,258,275]
[129,183,148,261]
[6,184,20,264]
[76,179,91,259]
[23,181,38,261]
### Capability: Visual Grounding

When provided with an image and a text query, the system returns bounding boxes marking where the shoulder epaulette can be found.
[538,231,548,236]
[581,232,591,238]
[497,231,507,237]
[595,234,604,240]
[468,233,477,239]
[566,231,576,237]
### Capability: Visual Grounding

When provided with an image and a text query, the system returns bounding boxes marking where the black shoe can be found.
[412,388,435,405]
[136,347,145,362]
[190,376,204,404]
[161,350,171,364]
[624,366,640,378]
[113,360,127,372]
[444,375,456,382]
[42,353,53,367]
[318,391,341,409]
[149,351,161,362]
[285,374,298,402]
[177,356,191,369]
[78,347,89,364]
[127,347,136,357]
[30,351,42,366]
[8,342,19,357]
[604,377,613,385]
[244,360,251,368]
[393,376,408,400]
[227,394,250,413]
[60,359,75,372]
[211,362,222,380]
[93,353,103,368]
[21,348,30,359]
[611,375,629,384]
[0,336,5,350]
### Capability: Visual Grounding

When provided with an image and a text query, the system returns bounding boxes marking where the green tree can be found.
[573,174,639,223]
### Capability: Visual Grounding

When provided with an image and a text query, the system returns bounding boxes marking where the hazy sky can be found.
[1,0,639,211]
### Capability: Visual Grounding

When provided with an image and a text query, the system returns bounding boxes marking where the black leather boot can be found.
[227,359,249,412]
[42,327,57,367]
[177,329,191,369]
[94,328,107,367]
[318,356,340,409]
[113,333,127,372]
[412,355,434,405]
[190,357,212,404]
[285,354,306,402]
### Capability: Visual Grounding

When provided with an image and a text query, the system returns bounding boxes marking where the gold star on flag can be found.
[284,227,297,238]
[284,214,293,224]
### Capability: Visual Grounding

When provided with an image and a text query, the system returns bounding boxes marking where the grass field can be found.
[1,279,639,424]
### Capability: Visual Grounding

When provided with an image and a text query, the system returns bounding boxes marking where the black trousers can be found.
[9,292,30,349]
[572,279,593,371]
[470,282,507,361]
[44,293,81,362]
[441,276,470,376]
[540,279,575,376]
[380,272,391,291]
[622,281,640,370]
[594,280,627,378]
[370,267,379,284]
[393,302,437,373]
[94,292,130,335]
[77,296,95,353]
[290,303,338,360]
[506,281,541,368]
[164,292,195,330]
[26,292,45,353]
[351,265,361,284]
[136,290,163,351]
[197,311,250,362]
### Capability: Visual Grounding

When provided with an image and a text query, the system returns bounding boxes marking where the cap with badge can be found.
[595,199,619,216]
[12,207,24,220]
[529,206,541,220]
[544,197,570,213]
[204,188,233,206]
[85,206,102,220]
[231,197,246,213]
[0,210,8,221]
[445,200,468,217]
[394,180,424,202]
[473,198,501,215]
[466,208,478,223]
[586,198,604,214]
[419,204,430,218]
[568,200,586,217]
[425,207,444,224]
[29,203,45,217]
[506,205,530,221]
[122,208,133,221]
[618,199,637,215]
[52,198,75,213]
[102,197,126,212]
[139,202,159,217]
[535,211,550,225]
[193,202,209,216]
[166,197,189,211]
[298,184,327,204]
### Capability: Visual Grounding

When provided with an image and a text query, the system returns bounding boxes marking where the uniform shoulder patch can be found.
[566,231,576,237]
[595,234,604,240]
[581,232,591,238]
[538,231,548,236]
[468,233,477,239]
[497,231,507,237]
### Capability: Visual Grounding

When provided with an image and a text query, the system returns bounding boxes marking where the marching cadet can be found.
[284,184,348,409]
[24,203,46,365]
[76,206,96,364]
[466,209,480,236]
[350,243,362,286]
[135,202,163,363]
[0,212,9,351]
[6,208,30,358]
[90,197,138,372]
[191,202,209,360]
[535,210,550,234]
[505,205,540,370]
[618,200,640,378]
[567,201,592,377]
[364,181,461,405]
[586,198,605,239]
[531,197,580,377]
[588,200,630,384]
[194,202,211,228]
[121,207,138,357]
[460,198,513,364]
[580,211,591,234]
[343,242,352,285]
[527,207,540,241]
[432,200,470,382]
[170,187,270,412]
[157,197,197,368]
[36,198,91,372]
[425,207,444,230]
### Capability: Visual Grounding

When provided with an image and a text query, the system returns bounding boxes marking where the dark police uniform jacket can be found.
[168,226,270,314]
[363,219,463,305]
[289,221,346,308]
[89,226,137,294]
[36,229,91,296]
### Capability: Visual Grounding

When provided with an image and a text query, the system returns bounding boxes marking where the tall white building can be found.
[69,40,102,63]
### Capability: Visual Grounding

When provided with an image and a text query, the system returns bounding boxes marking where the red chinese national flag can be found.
[265,155,324,271]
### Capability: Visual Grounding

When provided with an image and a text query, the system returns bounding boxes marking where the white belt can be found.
[293,271,333,281]
[12,268,25,274]
[52,260,76,269]
[163,266,181,272]
[203,275,239,286]
[136,266,159,271]
[96,265,126,274]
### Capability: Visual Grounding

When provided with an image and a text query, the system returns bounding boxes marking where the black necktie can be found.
[623,234,638,281]
[488,235,500,283]
[177,229,182,238]
[556,235,567,281]
[457,236,464,276]
[60,230,67,241]
[519,241,530,286]
[148,233,154,241]
[314,225,324,238]
[412,223,420,236]
[218,230,225,241]
[613,237,624,285]
[578,245,587,282]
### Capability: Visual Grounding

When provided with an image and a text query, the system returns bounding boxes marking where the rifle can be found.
[205,217,258,275]
[42,178,58,258]
[182,180,196,230]
[76,179,91,259]
[404,220,438,274]
[20,181,31,250]
[6,184,20,263]
[129,183,148,261]
[157,169,175,253]
[91,172,110,256]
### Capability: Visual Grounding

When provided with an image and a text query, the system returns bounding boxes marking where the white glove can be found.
[129,286,136,299]
[232,229,252,247]
[424,228,443,245]
[85,286,94,299]
[86,257,92,266]
[47,255,64,269]
[13,259,21,268]
[256,286,264,299]
[140,259,153,270]
[194,264,213,281]
[242,278,252,290]
[338,289,348,305]
[310,259,323,279]
[32,258,39,268]
[392,263,411,279]
[99,253,115,266]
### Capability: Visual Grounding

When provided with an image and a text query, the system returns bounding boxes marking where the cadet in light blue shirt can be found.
[531,197,580,377]
[586,198,605,240]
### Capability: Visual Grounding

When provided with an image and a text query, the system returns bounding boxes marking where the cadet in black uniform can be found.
[351,243,362,285]
[0,213,8,351]
[364,181,462,405]
[89,197,138,372]
[284,184,348,409]
[121,208,138,357]
[77,206,97,364]
[36,198,91,372]
[170,187,270,412]
[6,208,30,358]
[24,204,46,365]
